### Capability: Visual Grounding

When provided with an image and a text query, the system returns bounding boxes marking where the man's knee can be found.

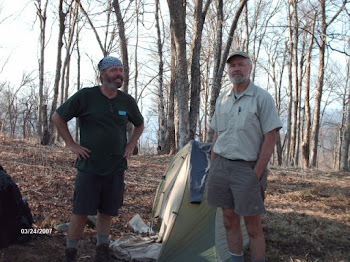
[71,214,88,224]
[97,213,112,222]
[244,216,263,238]
[223,208,241,230]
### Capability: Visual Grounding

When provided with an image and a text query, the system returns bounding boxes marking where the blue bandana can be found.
[98,56,123,71]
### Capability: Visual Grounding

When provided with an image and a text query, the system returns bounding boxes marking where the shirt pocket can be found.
[216,112,228,132]
[237,111,259,131]
[115,110,129,125]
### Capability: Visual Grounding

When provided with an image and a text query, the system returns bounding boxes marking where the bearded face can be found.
[229,72,250,84]
[101,66,124,89]
[227,56,252,85]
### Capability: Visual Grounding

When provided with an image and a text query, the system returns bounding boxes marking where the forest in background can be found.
[0,0,349,171]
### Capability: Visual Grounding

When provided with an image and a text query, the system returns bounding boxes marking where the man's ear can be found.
[100,71,104,84]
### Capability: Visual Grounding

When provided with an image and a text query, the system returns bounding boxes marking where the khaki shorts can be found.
[206,156,268,216]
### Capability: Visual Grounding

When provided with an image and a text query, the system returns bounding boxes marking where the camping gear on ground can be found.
[110,234,161,261]
[0,165,33,248]
[110,141,249,262]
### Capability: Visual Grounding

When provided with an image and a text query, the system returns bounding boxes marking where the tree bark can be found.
[340,54,350,171]
[286,35,293,165]
[47,0,69,145]
[155,0,167,154]
[112,0,129,94]
[311,0,346,167]
[207,0,247,142]
[164,31,176,154]
[60,2,78,105]
[189,0,211,140]
[290,0,299,166]
[35,0,49,144]
[75,19,81,143]
[167,0,190,149]
[302,12,316,168]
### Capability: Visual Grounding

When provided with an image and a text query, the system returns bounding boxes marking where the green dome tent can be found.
[152,141,249,262]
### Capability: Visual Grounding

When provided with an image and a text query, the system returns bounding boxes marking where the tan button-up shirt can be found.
[211,82,282,161]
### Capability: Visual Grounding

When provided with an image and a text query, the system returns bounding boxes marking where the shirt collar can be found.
[226,81,255,98]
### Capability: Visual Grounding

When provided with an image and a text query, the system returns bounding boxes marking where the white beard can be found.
[229,74,249,84]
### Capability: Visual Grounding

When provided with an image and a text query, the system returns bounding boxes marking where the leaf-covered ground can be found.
[0,139,349,262]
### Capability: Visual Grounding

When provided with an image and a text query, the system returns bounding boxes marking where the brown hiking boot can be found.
[65,248,78,262]
[95,243,112,262]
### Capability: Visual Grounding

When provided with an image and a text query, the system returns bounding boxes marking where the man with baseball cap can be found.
[207,51,282,262]
[52,56,144,262]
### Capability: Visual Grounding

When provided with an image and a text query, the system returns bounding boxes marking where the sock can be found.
[230,252,244,262]
[66,237,79,249]
[97,234,109,246]
[252,259,265,262]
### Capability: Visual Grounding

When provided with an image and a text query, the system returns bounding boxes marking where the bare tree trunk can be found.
[112,0,129,94]
[286,38,293,165]
[244,2,249,52]
[310,1,326,168]
[302,12,316,168]
[132,0,141,155]
[134,0,139,101]
[276,51,286,165]
[273,57,283,166]
[35,0,49,144]
[207,0,223,142]
[203,58,211,142]
[273,52,286,166]
[290,0,299,166]
[207,0,247,142]
[296,36,306,167]
[164,31,176,154]
[155,0,166,154]
[167,0,190,149]
[189,0,211,140]
[264,37,286,166]
[311,0,346,167]
[336,126,343,170]
[75,20,81,143]
[60,3,78,105]
[47,0,69,145]
[112,0,135,152]
[341,55,350,171]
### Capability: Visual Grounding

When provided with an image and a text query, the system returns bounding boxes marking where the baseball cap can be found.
[226,51,251,63]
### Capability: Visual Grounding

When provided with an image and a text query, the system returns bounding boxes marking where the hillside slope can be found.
[0,139,349,261]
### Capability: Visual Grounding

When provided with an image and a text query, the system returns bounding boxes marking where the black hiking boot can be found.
[65,248,77,262]
[95,243,112,262]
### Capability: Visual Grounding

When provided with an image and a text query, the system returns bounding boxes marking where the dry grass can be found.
[0,139,349,261]
[262,168,350,261]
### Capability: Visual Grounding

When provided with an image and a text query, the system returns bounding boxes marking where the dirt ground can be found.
[0,139,349,262]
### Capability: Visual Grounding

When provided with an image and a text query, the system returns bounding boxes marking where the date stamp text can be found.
[21,228,52,235]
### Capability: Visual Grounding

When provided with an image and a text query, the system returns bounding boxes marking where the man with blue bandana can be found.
[52,56,144,262]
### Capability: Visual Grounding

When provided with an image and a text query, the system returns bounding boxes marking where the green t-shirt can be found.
[56,86,144,176]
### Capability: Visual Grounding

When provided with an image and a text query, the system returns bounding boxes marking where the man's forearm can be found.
[211,132,219,161]
[52,112,75,146]
[254,129,277,178]
[128,124,144,147]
